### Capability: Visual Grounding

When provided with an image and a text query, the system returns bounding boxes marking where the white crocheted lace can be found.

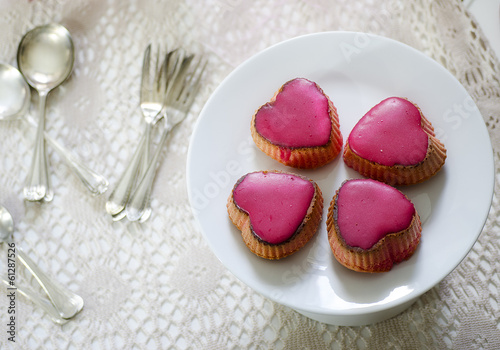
[0,0,499,349]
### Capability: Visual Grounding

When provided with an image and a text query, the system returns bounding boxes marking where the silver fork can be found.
[126,55,207,222]
[105,45,171,220]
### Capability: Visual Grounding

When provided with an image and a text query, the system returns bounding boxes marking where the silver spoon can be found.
[0,205,84,319]
[0,63,108,196]
[0,63,30,121]
[1,278,68,324]
[17,23,75,202]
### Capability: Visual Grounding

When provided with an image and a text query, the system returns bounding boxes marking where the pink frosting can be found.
[233,172,315,244]
[336,179,415,250]
[348,97,429,166]
[254,78,332,147]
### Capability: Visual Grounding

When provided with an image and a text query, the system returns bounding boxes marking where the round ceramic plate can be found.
[187,32,494,325]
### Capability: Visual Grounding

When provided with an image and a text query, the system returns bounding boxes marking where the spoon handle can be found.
[23,92,53,202]
[24,115,109,195]
[43,131,109,196]
[105,130,148,218]
[1,279,68,325]
[16,247,83,319]
[126,123,172,222]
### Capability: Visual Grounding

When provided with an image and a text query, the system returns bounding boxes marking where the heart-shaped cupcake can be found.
[344,97,446,185]
[327,179,422,272]
[227,170,323,259]
[251,78,343,169]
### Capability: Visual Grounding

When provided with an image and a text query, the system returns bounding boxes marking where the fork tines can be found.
[169,54,207,112]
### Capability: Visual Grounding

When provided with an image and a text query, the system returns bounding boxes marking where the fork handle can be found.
[139,122,153,180]
[16,247,84,319]
[126,123,173,222]
[105,130,148,217]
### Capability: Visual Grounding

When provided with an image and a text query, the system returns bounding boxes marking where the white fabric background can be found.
[0,0,499,348]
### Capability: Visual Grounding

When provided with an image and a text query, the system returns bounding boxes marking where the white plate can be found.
[187,32,494,325]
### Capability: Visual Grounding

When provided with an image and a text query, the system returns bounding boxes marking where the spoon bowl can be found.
[17,23,74,91]
[0,205,14,242]
[17,23,75,202]
[0,205,84,319]
[0,63,30,121]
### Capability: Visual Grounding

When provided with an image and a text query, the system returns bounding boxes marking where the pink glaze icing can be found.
[336,179,415,250]
[233,172,315,245]
[348,97,429,166]
[254,78,332,148]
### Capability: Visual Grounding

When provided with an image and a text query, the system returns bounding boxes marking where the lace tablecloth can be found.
[1,0,499,348]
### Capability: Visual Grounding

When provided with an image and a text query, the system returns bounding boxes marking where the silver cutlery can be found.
[0,205,84,319]
[126,55,207,222]
[1,278,68,325]
[106,45,179,220]
[37,118,109,196]
[17,24,75,202]
[139,45,172,176]
[0,62,30,121]
[0,62,108,196]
